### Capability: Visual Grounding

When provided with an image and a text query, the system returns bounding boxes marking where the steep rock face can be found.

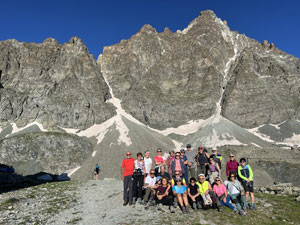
[222,43,300,128]
[0,132,92,175]
[99,10,244,129]
[99,10,300,129]
[0,37,115,130]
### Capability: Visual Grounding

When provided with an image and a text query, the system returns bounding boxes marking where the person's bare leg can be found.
[176,194,184,206]
[183,193,189,206]
[250,192,255,203]
[245,192,249,202]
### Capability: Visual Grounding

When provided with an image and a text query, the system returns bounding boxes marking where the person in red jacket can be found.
[121,151,135,206]
[226,153,239,177]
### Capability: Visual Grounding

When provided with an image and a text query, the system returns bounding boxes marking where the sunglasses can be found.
[230,156,234,157]
[216,180,221,181]
[199,178,205,180]
[175,174,180,175]
[150,173,155,175]
[126,153,131,156]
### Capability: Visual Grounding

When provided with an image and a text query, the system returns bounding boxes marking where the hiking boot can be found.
[151,200,156,205]
[239,210,247,216]
[132,197,136,205]
[129,201,133,206]
[250,203,255,210]
[197,202,202,209]
[137,198,142,204]
[233,208,239,214]
[157,203,162,211]
[170,206,175,213]
[182,206,187,214]
[185,206,190,214]
[143,200,147,206]
[217,206,222,212]
[123,201,129,206]
[192,202,197,209]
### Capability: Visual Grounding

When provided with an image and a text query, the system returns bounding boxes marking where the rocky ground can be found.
[1,179,300,225]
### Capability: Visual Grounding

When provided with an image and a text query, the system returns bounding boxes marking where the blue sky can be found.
[1,0,299,58]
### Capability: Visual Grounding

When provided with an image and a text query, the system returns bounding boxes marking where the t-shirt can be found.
[134,160,145,175]
[175,159,182,171]
[188,184,199,195]
[144,157,152,174]
[157,185,169,195]
[213,184,227,197]
[145,176,157,186]
[171,177,186,185]
[231,184,240,195]
[185,150,196,166]
[121,158,135,176]
[172,185,187,194]
[154,156,164,165]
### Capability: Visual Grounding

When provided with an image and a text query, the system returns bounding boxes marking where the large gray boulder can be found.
[0,37,115,130]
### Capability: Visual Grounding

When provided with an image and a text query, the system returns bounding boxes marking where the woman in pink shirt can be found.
[154,148,166,175]
[213,176,236,211]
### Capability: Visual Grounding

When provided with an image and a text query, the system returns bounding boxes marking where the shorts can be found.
[242,181,254,193]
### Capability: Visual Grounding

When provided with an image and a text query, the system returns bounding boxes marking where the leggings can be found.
[132,175,144,198]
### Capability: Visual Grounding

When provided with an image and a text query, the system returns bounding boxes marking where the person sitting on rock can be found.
[156,177,175,213]
[238,158,255,210]
[208,157,221,185]
[196,174,221,212]
[188,177,202,209]
[224,172,247,215]
[172,177,190,214]
[154,148,166,175]
[143,169,157,209]
[213,176,236,211]
[226,153,239,177]
[93,164,100,180]
[132,152,146,205]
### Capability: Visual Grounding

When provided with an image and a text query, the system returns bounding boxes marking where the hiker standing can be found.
[121,151,135,206]
[196,147,210,179]
[226,153,239,177]
[185,144,196,179]
[238,158,255,210]
[93,164,100,180]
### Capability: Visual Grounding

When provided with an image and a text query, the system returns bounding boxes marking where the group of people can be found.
[120,145,255,215]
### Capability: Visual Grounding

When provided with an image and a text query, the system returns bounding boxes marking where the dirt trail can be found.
[49,179,213,225]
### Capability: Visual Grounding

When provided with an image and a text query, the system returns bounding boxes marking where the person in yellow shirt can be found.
[196,174,221,212]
